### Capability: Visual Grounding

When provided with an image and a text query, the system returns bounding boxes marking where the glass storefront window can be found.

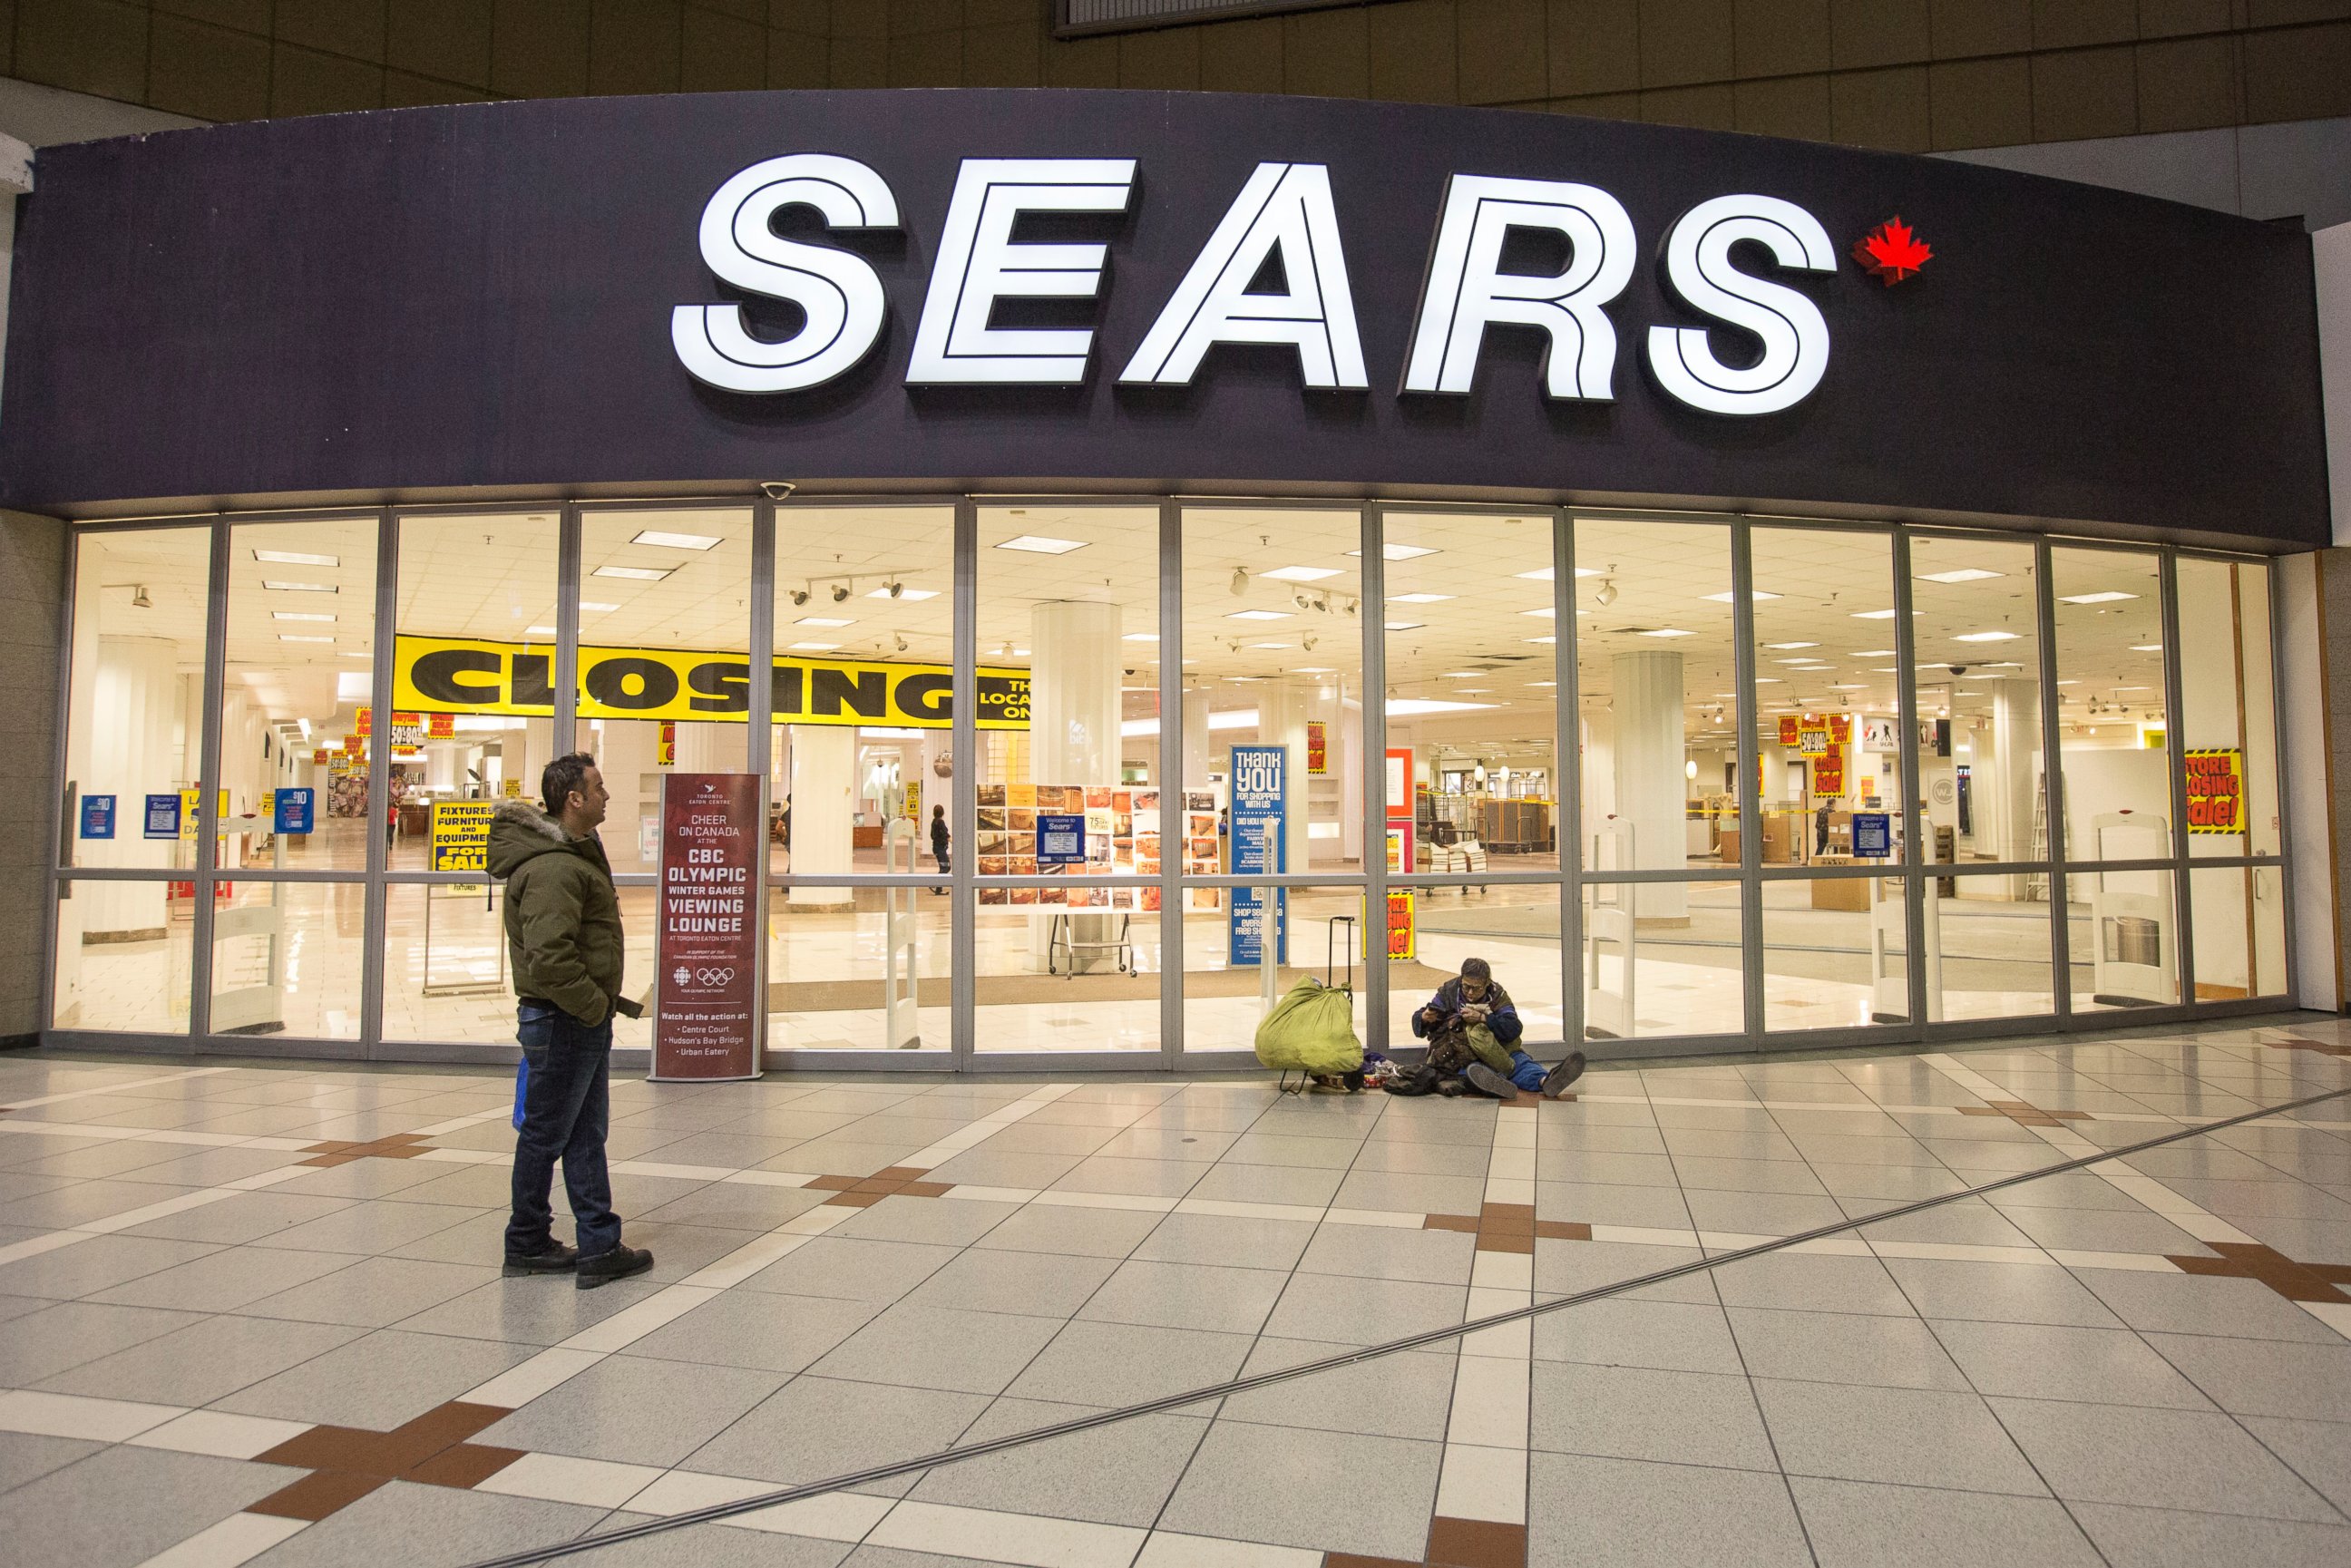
[44,505,2298,1053]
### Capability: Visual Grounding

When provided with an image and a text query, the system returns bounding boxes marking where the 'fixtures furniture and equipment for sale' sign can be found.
[652,773,761,1080]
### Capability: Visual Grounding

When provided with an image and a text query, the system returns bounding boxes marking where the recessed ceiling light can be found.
[866,586,939,600]
[1952,630,2021,642]
[1828,683,1868,690]
[1526,635,1556,644]
[2059,590,2140,605]
[788,641,840,650]
[261,580,336,593]
[2056,679,2081,685]
[1515,568,1555,582]
[1386,696,1495,716]
[1123,632,1158,642]
[996,535,1087,554]
[2113,685,2153,692]
[1752,677,1783,684]
[629,529,722,550]
[339,650,371,659]
[526,625,557,637]
[1850,609,1899,619]
[1263,565,1340,582]
[1248,641,1292,649]
[1521,607,1556,618]
[2130,643,2162,652]
[578,601,619,613]
[1702,590,1781,602]
[1637,628,1694,638]
[272,610,336,622]
[1388,592,1453,604]
[1764,641,1818,650]
[1528,680,1556,687]
[1386,620,1425,631]
[278,634,334,643]
[592,564,675,580]
[253,550,338,567]
[796,617,854,628]
[1849,648,1896,657]
[1917,568,2005,583]
[1346,544,1439,560]
[1293,666,1334,673]
[1227,609,1290,621]
[1441,670,1488,677]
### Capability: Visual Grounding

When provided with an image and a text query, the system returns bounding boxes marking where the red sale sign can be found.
[651,773,762,1080]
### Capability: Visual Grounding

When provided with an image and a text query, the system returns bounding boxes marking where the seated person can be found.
[1405,956,1585,1099]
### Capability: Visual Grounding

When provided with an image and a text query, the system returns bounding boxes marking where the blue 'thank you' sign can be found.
[1036,813,1084,866]
[274,787,315,834]
[1227,744,1288,966]
[1852,813,1891,857]
[80,794,116,840]
[142,794,180,839]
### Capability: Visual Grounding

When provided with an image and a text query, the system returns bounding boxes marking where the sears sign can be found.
[675,157,1834,418]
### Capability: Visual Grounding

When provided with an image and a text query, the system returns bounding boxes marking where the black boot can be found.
[1542,1051,1588,1097]
[576,1243,655,1290]
[502,1241,579,1277]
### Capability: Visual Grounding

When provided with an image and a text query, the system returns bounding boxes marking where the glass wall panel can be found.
[1761,873,1904,1031]
[1182,888,1368,1054]
[1907,534,2044,872]
[975,504,1161,1053]
[1393,884,1566,1048]
[51,910,192,1034]
[390,510,562,871]
[210,881,365,1039]
[766,887,954,1053]
[2177,557,2279,859]
[1750,528,1904,867]
[1572,518,1733,878]
[768,505,956,879]
[1935,872,2056,1021]
[2053,547,2171,861]
[577,506,754,876]
[383,882,514,1045]
[1581,876,1743,1039]
[57,524,212,1035]
[2066,866,2180,1011]
[2189,865,2288,1000]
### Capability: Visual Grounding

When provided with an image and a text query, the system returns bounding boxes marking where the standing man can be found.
[489,753,652,1290]
[929,802,951,892]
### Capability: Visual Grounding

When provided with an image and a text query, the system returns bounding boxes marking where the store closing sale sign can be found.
[654,773,760,1079]
[2185,748,2245,833]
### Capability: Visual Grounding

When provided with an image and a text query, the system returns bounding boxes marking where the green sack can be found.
[1464,1022,1515,1074]
[1254,977,1363,1075]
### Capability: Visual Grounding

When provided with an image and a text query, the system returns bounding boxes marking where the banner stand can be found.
[649,772,763,1082]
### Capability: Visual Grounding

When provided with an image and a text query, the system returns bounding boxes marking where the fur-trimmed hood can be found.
[486,796,588,879]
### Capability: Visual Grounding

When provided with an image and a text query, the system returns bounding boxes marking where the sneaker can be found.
[502,1241,579,1276]
[1541,1051,1588,1098]
[575,1243,654,1290]
[1463,1062,1516,1099]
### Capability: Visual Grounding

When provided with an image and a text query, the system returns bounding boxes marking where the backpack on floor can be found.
[1254,977,1363,1076]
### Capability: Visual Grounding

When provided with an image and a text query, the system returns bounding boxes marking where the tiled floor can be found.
[3,1017,2350,1567]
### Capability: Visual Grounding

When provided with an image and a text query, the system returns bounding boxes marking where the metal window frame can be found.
[40,494,2310,1068]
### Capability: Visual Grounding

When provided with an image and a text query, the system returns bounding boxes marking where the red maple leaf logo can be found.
[1854,217,1931,285]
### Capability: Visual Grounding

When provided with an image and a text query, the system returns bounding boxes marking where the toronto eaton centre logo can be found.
[671,155,1930,419]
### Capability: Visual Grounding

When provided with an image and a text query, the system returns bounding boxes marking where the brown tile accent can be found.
[1426,1514,1528,1568]
[1322,1555,1422,1568]
[2165,1241,2351,1305]
[812,1164,957,1208]
[1424,1203,1586,1253]
[247,1399,529,1523]
[1535,1221,1592,1242]
[2270,1038,2351,1059]
[1423,1213,1481,1235]
[248,1469,390,1521]
[298,1130,440,1166]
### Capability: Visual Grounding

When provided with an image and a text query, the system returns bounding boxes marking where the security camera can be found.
[758,481,796,501]
[1948,665,1967,676]
[832,584,851,603]
[790,588,810,606]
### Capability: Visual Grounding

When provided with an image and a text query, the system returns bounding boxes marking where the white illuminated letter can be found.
[1119,162,1367,391]
[1644,193,1835,416]
[1401,174,1635,400]
[907,159,1137,385]
[670,154,899,394]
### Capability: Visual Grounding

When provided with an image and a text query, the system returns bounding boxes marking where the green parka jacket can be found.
[487,797,630,1028]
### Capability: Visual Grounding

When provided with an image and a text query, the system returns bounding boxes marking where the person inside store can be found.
[1392,956,1585,1099]
[1816,794,1834,857]
[930,802,950,891]
[489,752,652,1290]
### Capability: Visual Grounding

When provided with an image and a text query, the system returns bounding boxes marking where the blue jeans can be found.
[506,1001,620,1257]
[1458,1049,1547,1095]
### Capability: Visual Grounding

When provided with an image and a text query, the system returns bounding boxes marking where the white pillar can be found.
[82,636,180,941]
[1988,676,2040,871]
[785,724,855,909]
[1031,600,1120,969]
[425,741,462,794]
[1338,687,1363,865]
[1258,678,1313,872]
[1180,687,1211,794]
[1612,650,1686,922]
